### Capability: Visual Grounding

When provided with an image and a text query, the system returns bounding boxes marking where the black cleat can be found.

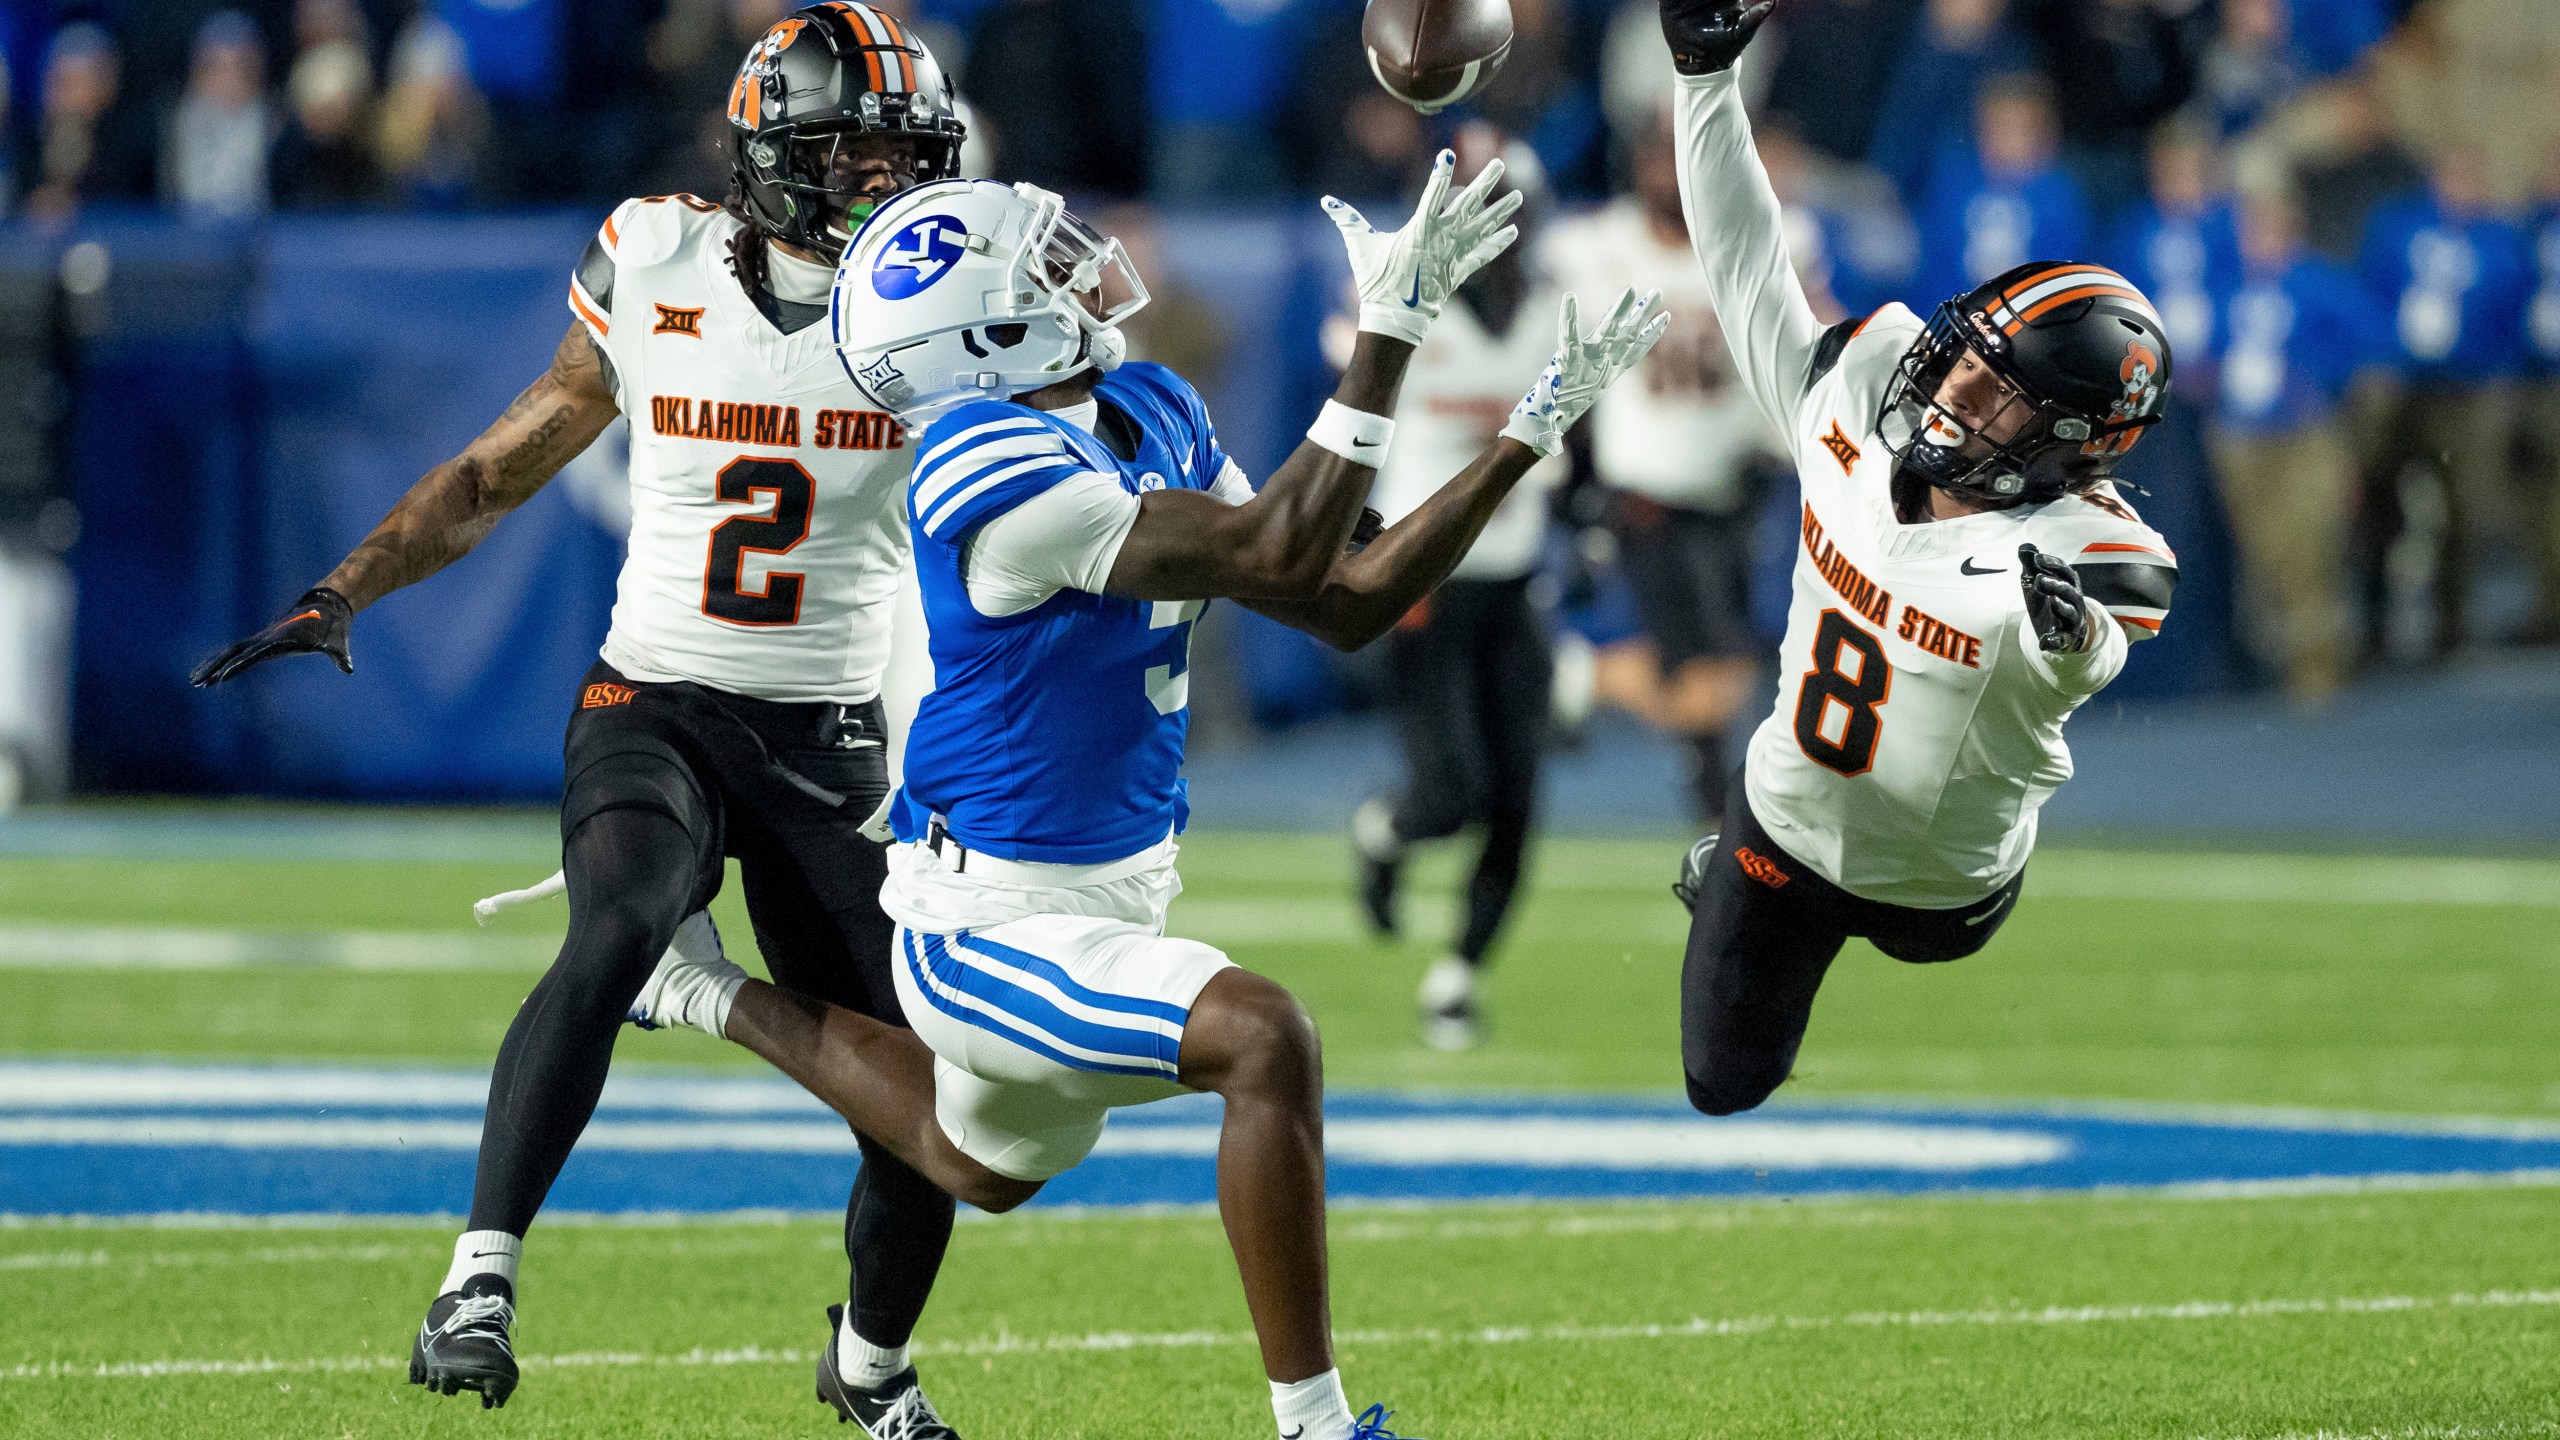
[815,1304,961,1438]
[408,1273,519,1409]
[1672,830,1721,915]
[1352,798,1402,940]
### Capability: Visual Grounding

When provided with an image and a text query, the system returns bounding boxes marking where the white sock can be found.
[835,1310,911,1388]
[1270,1369,1354,1440]
[665,912,746,1037]
[440,1229,520,1296]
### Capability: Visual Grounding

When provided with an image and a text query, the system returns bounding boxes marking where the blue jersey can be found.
[2357,194,2534,383]
[2105,200,2241,371]
[893,362,1232,864]
[2528,205,2560,376]
[2209,253,2388,437]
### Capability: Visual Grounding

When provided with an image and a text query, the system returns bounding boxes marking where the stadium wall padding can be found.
[23,210,2242,800]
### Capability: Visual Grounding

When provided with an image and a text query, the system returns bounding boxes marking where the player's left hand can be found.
[1659,0,1778,76]
[1323,148,1524,347]
[1501,288,1670,459]
[189,587,355,687]
[2019,545,2096,653]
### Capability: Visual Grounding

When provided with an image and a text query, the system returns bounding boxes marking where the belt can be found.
[923,817,1172,887]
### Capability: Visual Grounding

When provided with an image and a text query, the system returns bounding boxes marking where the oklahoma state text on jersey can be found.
[569,195,915,703]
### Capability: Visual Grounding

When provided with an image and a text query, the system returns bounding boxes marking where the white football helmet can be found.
[830,178,1148,422]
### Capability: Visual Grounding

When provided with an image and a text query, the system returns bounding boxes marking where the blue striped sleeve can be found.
[908,404,1093,543]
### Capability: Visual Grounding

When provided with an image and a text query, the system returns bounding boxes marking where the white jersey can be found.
[1675,70,2178,908]
[1542,198,1776,513]
[568,195,912,704]
[1362,291,1570,581]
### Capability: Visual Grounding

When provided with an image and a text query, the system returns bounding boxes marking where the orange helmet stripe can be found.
[2000,263,2120,302]
[2017,283,2147,326]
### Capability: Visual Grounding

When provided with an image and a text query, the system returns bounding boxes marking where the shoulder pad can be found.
[1807,318,1860,386]
[604,194,730,271]
[2046,494,2178,634]
[909,402,1085,543]
[1811,305,1922,385]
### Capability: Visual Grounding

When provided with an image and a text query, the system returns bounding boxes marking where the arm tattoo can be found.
[320,323,619,608]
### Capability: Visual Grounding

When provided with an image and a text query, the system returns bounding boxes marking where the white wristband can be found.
[1307,400,1395,468]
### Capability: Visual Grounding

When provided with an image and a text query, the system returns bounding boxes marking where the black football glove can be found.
[1659,0,1778,75]
[2018,545,2094,654]
[190,587,354,687]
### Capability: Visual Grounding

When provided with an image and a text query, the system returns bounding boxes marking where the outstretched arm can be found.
[1103,331,1419,601]
[191,322,620,686]
[1659,1,1826,438]
[1102,151,1522,603]
[322,321,621,609]
[1248,289,1669,651]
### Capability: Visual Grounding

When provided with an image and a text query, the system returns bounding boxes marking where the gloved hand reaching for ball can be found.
[1323,147,1524,347]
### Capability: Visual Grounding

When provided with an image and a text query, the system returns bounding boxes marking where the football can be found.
[1363,0,1514,116]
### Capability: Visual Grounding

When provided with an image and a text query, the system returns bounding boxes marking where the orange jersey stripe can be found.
[568,282,609,336]
[2114,613,2163,631]
[602,211,620,247]
[2082,541,2175,561]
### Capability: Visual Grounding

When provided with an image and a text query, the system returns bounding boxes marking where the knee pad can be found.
[562,752,721,912]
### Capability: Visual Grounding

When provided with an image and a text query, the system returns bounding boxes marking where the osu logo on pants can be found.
[581,683,636,710]
[1735,847,1791,889]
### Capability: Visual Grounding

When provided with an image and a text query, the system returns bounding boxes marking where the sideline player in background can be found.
[628,158,1662,1439]
[1340,125,1569,1052]
[1545,103,1785,826]
[1655,1,2182,1117]
[190,9,972,1428]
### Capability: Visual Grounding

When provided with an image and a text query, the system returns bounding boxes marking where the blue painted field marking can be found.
[3,1062,2559,1218]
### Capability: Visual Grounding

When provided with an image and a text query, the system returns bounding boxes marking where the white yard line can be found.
[0,1242,406,1272]
[0,923,555,971]
[9,1287,2557,1383]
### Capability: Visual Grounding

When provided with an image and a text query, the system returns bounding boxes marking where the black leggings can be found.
[1679,788,2021,1116]
[467,803,954,1347]
[471,806,693,1235]
[1386,576,1550,965]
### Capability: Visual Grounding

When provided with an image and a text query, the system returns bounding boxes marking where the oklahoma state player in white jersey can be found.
[192,8,977,1433]
[1653,1,2181,1117]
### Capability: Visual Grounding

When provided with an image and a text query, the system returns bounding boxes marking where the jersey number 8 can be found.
[703,457,814,627]
[1793,609,1890,777]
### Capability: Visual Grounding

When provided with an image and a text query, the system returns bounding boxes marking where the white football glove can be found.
[1324,149,1524,346]
[1500,289,1670,459]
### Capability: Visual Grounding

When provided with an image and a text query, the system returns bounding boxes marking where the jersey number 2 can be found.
[1793,609,1889,777]
[703,457,813,627]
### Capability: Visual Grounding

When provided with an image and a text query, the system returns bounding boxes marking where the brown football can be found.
[1363,0,1514,116]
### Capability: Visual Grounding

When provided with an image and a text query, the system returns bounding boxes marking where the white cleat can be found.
[627,911,748,1038]
[1416,954,1481,1052]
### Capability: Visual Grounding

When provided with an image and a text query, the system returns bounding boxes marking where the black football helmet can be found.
[726,3,966,254]
[1877,261,2173,505]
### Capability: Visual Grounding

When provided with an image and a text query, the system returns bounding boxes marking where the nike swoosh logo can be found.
[470,1250,511,1259]
[1959,559,2005,576]
[1403,267,1424,309]
[287,610,323,623]
[1963,893,2015,926]
[1282,1429,1304,1440]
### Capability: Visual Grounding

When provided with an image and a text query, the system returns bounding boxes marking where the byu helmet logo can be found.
[873,216,969,300]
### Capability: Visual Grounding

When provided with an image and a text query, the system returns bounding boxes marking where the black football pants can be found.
[468,662,954,1348]
[1679,780,2023,1116]
[1385,576,1551,965]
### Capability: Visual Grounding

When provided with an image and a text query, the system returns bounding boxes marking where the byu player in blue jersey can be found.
[628,154,1664,1439]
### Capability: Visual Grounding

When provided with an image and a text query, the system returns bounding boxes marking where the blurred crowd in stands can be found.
[2,0,2556,699]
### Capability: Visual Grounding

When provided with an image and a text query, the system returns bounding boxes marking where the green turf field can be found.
[3,825,2557,1437]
